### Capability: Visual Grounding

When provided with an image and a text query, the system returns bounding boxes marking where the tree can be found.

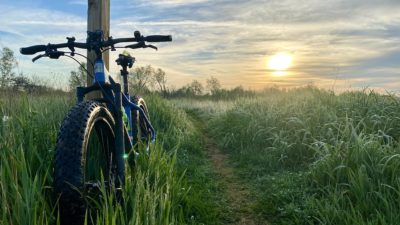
[0,47,17,88]
[190,80,203,95]
[12,73,31,91]
[154,68,167,95]
[130,65,154,93]
[69,63,87,91]
[206,76,221,95]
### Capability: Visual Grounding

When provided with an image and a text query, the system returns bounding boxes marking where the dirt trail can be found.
[194,118,268,225]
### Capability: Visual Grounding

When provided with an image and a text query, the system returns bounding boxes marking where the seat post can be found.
[116,54,135,95]
[121,66,129,95]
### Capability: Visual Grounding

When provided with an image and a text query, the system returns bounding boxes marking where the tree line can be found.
[1,47,254,98]
[0,47,54,93]
[68,63,168,95]
[68,62,254,99]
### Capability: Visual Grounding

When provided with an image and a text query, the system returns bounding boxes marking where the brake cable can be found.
[63,54,94,79]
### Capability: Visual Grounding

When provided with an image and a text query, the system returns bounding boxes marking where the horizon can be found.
[1,0,400,92]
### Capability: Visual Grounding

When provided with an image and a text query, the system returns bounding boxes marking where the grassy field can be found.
[0,93,222,225]
[2,87,400,225]
[174,87,400,225]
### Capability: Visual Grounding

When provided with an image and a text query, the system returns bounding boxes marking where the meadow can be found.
[2,86,400,225]
[0,93,222,225]
[174,87,400,225]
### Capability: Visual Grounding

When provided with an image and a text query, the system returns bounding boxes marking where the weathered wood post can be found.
[87,0,110,97]
[87,0,125,187]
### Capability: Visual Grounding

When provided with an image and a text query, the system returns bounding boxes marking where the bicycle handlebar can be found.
[145,35,172,42]
[20,42,87,55]
[20,45,48,55]
[20,31,172,55]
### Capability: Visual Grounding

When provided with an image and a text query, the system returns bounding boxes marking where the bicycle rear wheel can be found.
[53,101,119,225]
[131,96,151,145]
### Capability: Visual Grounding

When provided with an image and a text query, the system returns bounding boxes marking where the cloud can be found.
[126,0,211,8]
[1,0,400,91]
[0,4,88,88]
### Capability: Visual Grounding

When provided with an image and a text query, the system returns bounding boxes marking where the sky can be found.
[0,0,400,92]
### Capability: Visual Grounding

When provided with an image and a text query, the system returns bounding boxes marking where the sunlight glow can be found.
[268,53,293,71]
[272,71,288,77]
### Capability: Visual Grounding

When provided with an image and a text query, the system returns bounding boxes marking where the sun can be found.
[268,53,293,71]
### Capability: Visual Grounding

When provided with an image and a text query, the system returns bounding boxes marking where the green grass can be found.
[0,93,221,225]
[146,95,223,223]
[179,87,400,225]
[5,86,400,225]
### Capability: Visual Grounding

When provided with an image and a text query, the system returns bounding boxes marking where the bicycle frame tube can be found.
[121,93,156,142]
[94,58,107,84]
[77,55,156,147]
[122,93,155,144]
[107,76,156,143]
[123,96,135,140]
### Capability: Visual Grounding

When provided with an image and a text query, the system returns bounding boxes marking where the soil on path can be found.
[193,117,268,225]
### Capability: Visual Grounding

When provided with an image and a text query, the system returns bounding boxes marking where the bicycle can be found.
[20,30,172,224]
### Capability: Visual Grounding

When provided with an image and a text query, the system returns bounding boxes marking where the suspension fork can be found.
[75,81,127,187]
[113,84,125,186]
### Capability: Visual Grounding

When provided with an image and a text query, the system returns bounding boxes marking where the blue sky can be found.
[1,0,400,91]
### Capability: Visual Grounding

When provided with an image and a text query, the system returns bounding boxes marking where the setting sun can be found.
[268,53,293,71]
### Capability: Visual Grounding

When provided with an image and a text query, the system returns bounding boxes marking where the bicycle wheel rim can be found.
[139,105,150,141]
[84,117,115,187]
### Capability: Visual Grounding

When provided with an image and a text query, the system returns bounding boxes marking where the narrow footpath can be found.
[192,115,268,225]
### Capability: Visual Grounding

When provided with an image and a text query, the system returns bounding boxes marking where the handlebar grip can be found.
[20,45,48,55]
[144,35,172,42]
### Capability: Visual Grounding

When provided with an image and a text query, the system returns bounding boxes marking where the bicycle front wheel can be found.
[53,101,119,225]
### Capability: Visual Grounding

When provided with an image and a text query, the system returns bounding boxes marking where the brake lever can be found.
[125,43,158,51]
[145,44,158,51]
[125,43,142,49]
[32,54,46,63]
[32,50,65,63]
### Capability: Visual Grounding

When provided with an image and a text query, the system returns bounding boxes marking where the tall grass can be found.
[0,93,220,225]
[146,95,223,223]
[170,98,237,117]
[205,87,400,224]
[0,94,70,224]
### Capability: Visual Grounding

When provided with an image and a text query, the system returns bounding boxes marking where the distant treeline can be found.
[67,59,258,99]
[1,47,274,98]
[0,47,63,95]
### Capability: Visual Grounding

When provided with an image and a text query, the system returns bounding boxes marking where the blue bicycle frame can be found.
[78,57,156,151]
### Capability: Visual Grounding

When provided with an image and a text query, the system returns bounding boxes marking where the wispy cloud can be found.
[0,4,87,87]
[0,0,400,91]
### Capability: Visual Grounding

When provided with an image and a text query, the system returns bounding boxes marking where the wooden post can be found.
[87,0,110,97]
